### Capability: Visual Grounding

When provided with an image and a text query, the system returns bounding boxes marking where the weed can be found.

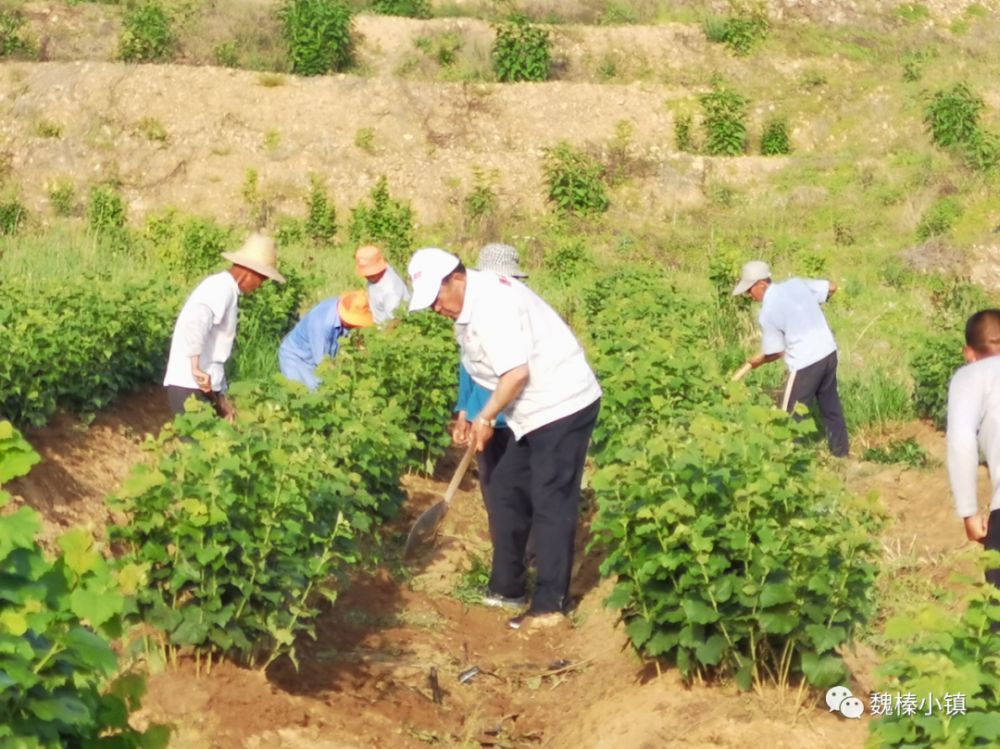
[452,554,491,605]
[35,119,63,138]
[348,176,414,266]
[862,437,930,468]
[241,168,272,228]
[760,117,791,155]
[143,210,231,277]
[910,330,964,429]
[47,180,76,217]
[257,72,286,87]
[279,0,354,75]
[263,129,282,153]
[135,116,168,143]
[87,185,132,254]
[675,112,695,153]
[0,198,26,235]
[597,55,617,80]
[492,15,551,83]
[371,0,431,19]
[707,182,737,207]
[213,41,239,67]
[543,142,609,217]
[799,69,827,89]
[841,371,914,432]
[700,86,748,156]
[833,219,855,246]
[305,174,337,243]
[924,83,982,149]
[464,166,498,221]
[415,31,462,67]
[916,197,962,240]
[354,127,376,154]
[896,3,930,23]
[960,128,1000,172]
[600,3,638,24]
[119,1,176,63]
[703,1,769,56]
[0,10,35,58]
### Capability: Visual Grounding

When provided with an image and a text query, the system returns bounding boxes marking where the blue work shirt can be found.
[278,297,348,390]
[455,363,507,428]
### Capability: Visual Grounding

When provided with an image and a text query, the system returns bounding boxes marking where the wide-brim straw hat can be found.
[355,245,389,277]
[222,232,286,283]
[338,290,375,328]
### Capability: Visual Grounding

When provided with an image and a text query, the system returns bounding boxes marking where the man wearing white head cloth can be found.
[408,247,601,630]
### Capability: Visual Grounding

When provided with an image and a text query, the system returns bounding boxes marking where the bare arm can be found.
[748,352,784,368]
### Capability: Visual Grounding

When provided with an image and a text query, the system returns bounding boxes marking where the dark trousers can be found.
[782,352,849,457]
[478,426,512,543]
[165,386,220,417]
[488,399,600,614]
[986,509,1000,632]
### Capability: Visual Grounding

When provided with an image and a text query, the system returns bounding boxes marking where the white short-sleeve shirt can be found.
[368,265,410,325]
[758,278,837,372]
[163,271,240,392]
[455,270,601,439]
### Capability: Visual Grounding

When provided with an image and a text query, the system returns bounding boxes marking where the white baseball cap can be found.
[408,248,461,312]
[732,260,772,296]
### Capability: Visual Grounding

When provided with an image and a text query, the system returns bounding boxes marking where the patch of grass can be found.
[451,554,491,605]
[263,129,281,153]
[354,126,376,154]
[256,72,286,87]
[47,180,76,217]
[35,119,63,138]
[134,116,168,143]
[862,437,931,468]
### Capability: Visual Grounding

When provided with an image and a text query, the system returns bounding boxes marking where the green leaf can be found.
[800,651,846,689]
[682,598,720,624]
[694,634,726,666]
[70,587,124,628]
[29,695,91,725]
[759,582,796,608]
[758,611,798,634]
[626,617,653,647]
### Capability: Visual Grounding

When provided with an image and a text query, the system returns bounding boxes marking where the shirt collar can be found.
[456,269,481,325]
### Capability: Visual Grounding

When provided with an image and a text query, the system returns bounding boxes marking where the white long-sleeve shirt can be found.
[946,355,1000,518]
[163,272,240,392]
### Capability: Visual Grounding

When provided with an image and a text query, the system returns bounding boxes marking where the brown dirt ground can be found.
[10,392,933,749]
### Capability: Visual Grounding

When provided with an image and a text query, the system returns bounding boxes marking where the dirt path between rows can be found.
[20,398,987,747]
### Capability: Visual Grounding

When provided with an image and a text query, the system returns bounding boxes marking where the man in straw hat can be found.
[355,245,410,325]
[732,259,848,457]
[408,247,601,631]
[452,244,529,563]
[164,231,285,420]
[278,290,374,390]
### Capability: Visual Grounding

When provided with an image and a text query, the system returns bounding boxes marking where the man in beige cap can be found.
[163,232,285,420]
[355,245,410,325]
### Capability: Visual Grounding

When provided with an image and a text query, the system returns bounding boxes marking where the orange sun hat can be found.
[338,290,375,328]
[355,245,388,277]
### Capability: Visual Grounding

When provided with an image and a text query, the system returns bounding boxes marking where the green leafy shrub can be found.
[87,184,132,254]
[0,198,26,235]
[229,269,305,382]
[119,1,176,63]
[702,3,769,56]
[909,331,964,429]
[337,313,458,472]
[925,83,983,149]
[464,166,498,221]
[700,87,749,156]
[110,369,415,669]
[0,278,178,425]
[213,41,239,67]
[0,9,35,58]
[305,175,337,243]
[279,0,354,75]
[347,176,414,266]
[0,423,168,748]
[492,15,551,82]
[760,117,791,155]
[917,197,963,240]
[370,0,431,18]
[960,128,1000,172]
[143,210,232,278]
[543,142,609,217]
[868,585,1000,747]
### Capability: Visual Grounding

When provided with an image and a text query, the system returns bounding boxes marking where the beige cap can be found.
[222,232,286,284]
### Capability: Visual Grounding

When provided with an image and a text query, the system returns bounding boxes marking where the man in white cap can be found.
[733,259,848,456]
[163,232,285,420]
[408,247,601,630]
[355,245,410,325]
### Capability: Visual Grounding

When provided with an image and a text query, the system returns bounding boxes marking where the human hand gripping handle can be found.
[965,514,988,544]
[471,416,495,453]
[452,411,471,446]
[190,356,212,393]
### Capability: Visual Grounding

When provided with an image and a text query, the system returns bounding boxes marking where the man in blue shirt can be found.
[278,290,373,390]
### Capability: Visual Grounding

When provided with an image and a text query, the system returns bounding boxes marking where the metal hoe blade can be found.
[403,440,477,559]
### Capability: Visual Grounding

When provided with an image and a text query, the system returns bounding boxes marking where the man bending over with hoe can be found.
[732,259,848,457]
[164,232,284,421]
[408,248,601,631]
